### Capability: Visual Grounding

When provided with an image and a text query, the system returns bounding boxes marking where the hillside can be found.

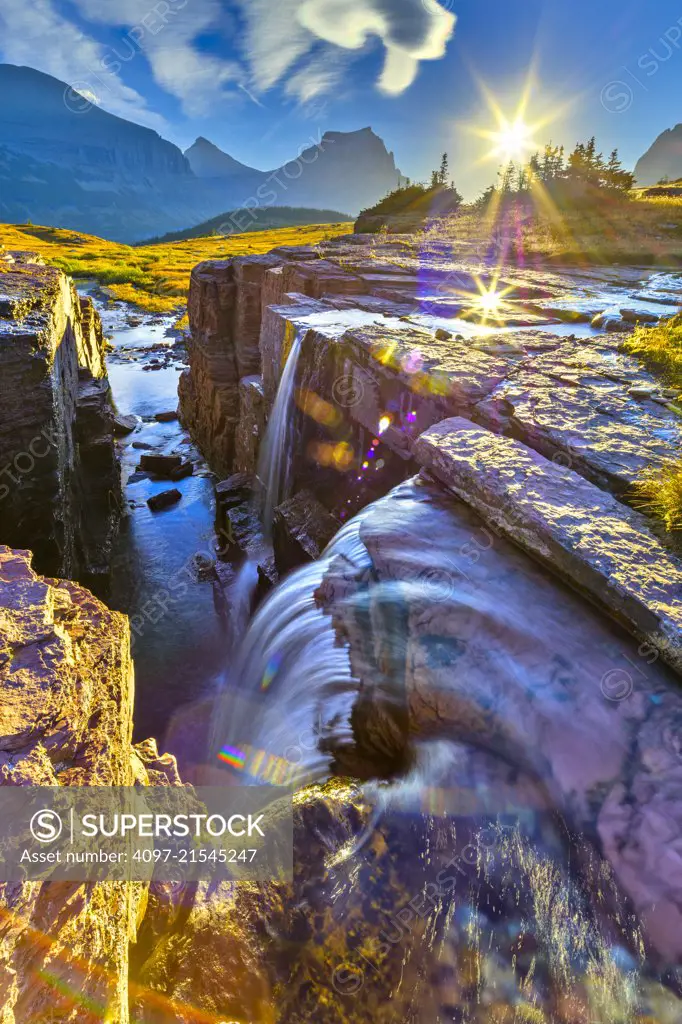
[0,66,403,242]
[0,220,351,314]
[142,206,353,244]
[433,191,682,265]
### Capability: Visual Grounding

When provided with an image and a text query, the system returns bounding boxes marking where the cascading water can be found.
[212,512,373,783]
[221,328,307,653]
[212,472,682,1016]
[256,327,306,540]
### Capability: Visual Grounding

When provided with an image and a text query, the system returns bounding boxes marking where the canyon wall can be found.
[0,251,120,595]
[0,545,181,1023]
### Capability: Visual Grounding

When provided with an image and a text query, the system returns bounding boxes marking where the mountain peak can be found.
[635,124,682,185]
[184,137,256,178]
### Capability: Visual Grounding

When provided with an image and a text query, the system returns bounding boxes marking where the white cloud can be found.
[239,0,456,100]
[0,0,168,130]
[69,0,245,117]
[0,0,456,127]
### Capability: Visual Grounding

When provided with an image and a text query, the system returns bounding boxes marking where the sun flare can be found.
[490,118,536,163]
[477,288,503,316]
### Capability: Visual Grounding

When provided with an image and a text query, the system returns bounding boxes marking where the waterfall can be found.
[256,328,305,540]
[211,512,372,785]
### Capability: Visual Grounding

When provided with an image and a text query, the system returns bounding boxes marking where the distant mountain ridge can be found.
[0,64,403,242]
[635,124,682,185]
[184,126,405,217]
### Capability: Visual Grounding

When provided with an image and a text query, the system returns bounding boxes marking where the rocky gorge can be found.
[0,251,120,595]
[1,229,682,1022]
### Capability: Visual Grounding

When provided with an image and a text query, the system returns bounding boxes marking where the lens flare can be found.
[217,745,246,769]
[490,117,536,162]
[477,288,502,316]
[261,652,283,691]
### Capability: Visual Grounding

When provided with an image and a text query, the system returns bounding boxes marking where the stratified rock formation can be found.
[0,545,180,1023]
[0,251,120,594]
[180,235,682,619]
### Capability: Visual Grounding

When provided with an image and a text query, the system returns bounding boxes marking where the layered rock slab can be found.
[183,236,680,542]
[0,546,178,1023]
[0,254,119,592]
[475,334,682,495]
[413,418,682,674]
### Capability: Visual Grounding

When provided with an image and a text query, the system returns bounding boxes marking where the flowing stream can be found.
[83,291,228,757]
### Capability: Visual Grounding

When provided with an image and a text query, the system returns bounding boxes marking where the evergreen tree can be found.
[499,161,516,193]
[604,149,636,192]
[439,152,450,186]
[448,184,464,206]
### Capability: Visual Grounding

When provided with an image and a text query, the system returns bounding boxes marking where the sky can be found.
[1,0,681,197]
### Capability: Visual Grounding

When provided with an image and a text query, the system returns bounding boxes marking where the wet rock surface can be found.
[0,545,180,1024]
[182,237,681,526]
[147,488,182,512]
[2,237,682,1022]
[414,418,682,673]
[316,475,682,971]
[0,253,120,593]
[273,489,340,573]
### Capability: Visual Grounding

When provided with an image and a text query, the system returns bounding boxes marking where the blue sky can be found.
[1,0,681,197]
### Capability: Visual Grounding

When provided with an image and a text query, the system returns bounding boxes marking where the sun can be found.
[463,75,560,171]
[490,117,536,163]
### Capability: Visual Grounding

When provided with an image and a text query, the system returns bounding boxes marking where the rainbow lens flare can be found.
[217,745,246,769]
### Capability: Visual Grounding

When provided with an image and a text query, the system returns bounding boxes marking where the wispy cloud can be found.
[0,0,168,130]
[0,0,456,128]
[69,0,245,117]
[239,0,456,100]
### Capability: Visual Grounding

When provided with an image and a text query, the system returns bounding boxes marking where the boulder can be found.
[273,490,340,573]
[138,453,182,476]
[169,461,193,481]
[620,308,659,324]
[154,410,178,423]
[113,413,139,435]
[147,489,182,512]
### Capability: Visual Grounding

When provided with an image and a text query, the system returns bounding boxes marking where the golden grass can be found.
[0,221,352,313]
[622,313,682,390]
[623,315,682,532]
[635,464,682,531]
[429,193,682,265]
